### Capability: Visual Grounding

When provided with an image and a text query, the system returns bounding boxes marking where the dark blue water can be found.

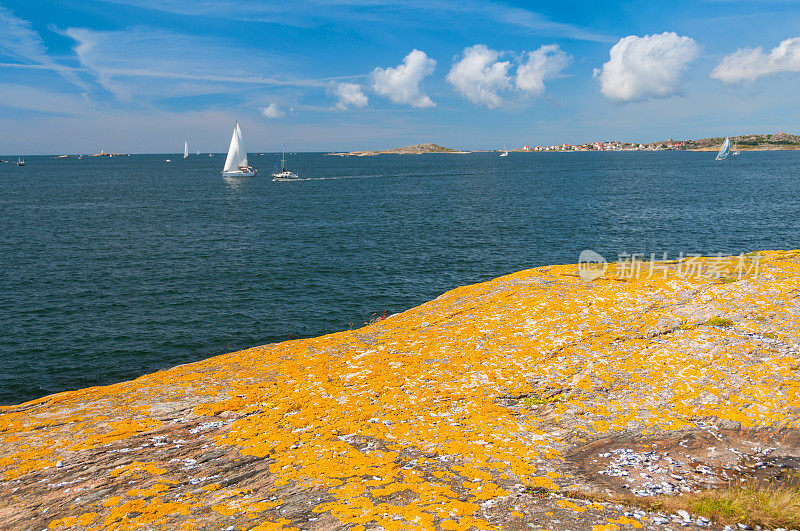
[2,151,799,405]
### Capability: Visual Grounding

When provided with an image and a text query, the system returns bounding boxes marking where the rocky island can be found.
[2,251,800,529]
[326,143,470,156]
[685,131,800,151]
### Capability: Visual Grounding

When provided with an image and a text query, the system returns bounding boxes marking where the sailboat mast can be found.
[281,142,286,171]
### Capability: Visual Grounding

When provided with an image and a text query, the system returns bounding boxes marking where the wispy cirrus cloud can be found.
[92,0,613,42]
[0,4,90,90]
[62,27,361,103]
[0,82,93,115]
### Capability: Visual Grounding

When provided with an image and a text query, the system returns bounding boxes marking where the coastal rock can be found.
[2,250,800,529]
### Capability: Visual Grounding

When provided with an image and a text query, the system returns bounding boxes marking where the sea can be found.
[2,151,799,405]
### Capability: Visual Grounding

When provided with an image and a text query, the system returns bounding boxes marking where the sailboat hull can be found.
[271,171,300,181]
[221,169,255,177]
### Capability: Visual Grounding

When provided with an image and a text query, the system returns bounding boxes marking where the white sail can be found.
[716,137,731,160]
[184,141,189,158]
[223,121,248,172]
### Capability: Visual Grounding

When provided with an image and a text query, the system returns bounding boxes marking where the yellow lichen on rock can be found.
[0,251,799,529]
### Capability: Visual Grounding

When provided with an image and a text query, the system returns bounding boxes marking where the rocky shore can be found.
[2,251,800,530]
[686,132,800,151]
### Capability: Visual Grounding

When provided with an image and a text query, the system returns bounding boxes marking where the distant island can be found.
[91,151,128,157]
[326,143,470,156]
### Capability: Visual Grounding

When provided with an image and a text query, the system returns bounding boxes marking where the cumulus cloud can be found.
[446,44,510,108]
[369,49,436,108]
[594,32,699,103]
[332,82,368,110]
[711,37,800,83]
[260,103,285,118]
[515,44,570,97]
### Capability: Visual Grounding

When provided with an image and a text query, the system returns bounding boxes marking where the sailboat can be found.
[16,157,25,167]
[499,147,509,157]
[221,121,254,176]
[271,142,300,181]
[196,149,200,156]
[183,141,189,159]
[715,137,731,160]
[732,142,740,156]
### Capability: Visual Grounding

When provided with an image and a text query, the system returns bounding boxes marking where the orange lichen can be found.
[556,499,587,512]
[110,461,167,478]
[2,251,799,529]
[126,483,170,497]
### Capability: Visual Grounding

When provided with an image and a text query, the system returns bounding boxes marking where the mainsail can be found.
[223,122,248,172]
[184,141,189,158]
[716,137,731,160]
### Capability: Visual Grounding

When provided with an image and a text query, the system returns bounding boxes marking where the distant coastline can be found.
[524,130,800,152]
[326,131,800,156]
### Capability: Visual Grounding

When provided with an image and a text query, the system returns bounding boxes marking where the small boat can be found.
[221,121,255,176]
[196,149,200,156]
[165,159,172,163]
[732,143,740,156]
[715,137,731,160]
[271,142,300,180]
[16,158,25,166]
[183,141,189,159]
[499,148,508,157]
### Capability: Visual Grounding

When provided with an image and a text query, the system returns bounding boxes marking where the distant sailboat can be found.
[184,141,189,159]
[732,142,740,156]
[271,142,300,181]
[715,137,731,160]
[16,157,25,167]
[221,121,254,176]
[500,147,509,157]
[196,149,200,156]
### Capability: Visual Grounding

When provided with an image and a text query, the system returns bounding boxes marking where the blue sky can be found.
[1,0,800,154]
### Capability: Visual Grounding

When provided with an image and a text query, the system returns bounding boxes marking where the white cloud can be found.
[446,44,510,108]
[369,49,436,108]
[0,5,90,90]
[0,83,92,115]
[711,37,800,83]
[63,27,314,102]
[332,82,368,110]
[594,32,699,103]
[515,44,570,97]
[95,0,612,42]
[260,103,285,118]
